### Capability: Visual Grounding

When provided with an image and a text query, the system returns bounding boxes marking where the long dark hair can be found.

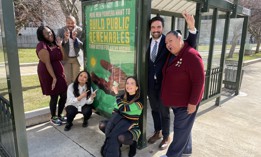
[123,76,141,104]
[73,70,92,98]
[36,26,57,46]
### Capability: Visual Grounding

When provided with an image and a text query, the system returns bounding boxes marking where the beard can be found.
[151,31,162,39]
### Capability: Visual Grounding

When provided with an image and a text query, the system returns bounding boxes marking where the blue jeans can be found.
[166,106,198,157]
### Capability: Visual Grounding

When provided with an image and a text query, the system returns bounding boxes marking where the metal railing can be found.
[202,67,222,101]
[0,96,16,157]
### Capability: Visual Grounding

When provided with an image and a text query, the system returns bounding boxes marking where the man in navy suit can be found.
[147,12,198,150]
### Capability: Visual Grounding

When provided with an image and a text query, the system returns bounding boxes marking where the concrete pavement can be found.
[26,61,261,157]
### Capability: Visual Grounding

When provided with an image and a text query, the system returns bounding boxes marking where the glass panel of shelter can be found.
[0,1,9,101]
[198,9,214,71]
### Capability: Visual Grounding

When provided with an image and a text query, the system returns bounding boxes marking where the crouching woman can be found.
[64,70,96,131]
[99,76,143,157]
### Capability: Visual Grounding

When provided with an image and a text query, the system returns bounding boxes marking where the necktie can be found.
[151,41,158,62]
[70,31,73,39]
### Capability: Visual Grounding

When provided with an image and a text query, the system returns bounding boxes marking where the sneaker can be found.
[50,116,62,126]
[148,131,162,144]
[58,115,67,124]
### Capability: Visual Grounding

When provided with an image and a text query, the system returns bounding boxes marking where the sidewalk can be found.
[26,62,261,157]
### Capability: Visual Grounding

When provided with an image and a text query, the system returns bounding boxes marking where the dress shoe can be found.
[159,136,170,150]
[148,131,162,144]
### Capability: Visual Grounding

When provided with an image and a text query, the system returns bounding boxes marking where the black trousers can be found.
[65,104,92,124]
[101,113,133,157]
[50,92,67,118]
[148,89,170,138]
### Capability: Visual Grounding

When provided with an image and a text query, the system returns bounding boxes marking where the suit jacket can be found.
[147,31,198,94]
[57,26,83,60]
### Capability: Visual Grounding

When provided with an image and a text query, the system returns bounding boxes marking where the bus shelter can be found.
[0,0,251,156]
[81,0,250,148]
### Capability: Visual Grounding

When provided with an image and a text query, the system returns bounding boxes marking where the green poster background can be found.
[85,0,136,117]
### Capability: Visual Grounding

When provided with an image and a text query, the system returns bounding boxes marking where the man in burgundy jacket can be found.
[160,30,205,157]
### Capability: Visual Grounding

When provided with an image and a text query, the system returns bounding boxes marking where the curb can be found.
[243,58,261,66]
[20,62,38,67]
[25,107,50,127]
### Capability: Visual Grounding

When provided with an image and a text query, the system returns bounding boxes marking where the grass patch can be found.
[21,75,49,112]
[18,48,38,63]
[0,48,37,63]
[198,44,235,52]
[226,52,261,61]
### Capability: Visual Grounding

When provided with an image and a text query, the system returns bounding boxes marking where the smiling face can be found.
[78,72,88,86]
[165,33,184,56]
[66,17,76,32]
[150,20,163,40]
[125,78,138,95]
[43,27,54,42]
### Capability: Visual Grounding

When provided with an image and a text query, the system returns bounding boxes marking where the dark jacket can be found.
[147,32,198,93]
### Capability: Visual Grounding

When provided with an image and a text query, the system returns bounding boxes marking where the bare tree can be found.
[227,20,243,58]
[58,0,80,25]
[14,0,60,34]
[240,0,261,53]
[14,0,80,34]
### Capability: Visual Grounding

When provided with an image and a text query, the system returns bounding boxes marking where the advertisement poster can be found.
[85,0,136,116]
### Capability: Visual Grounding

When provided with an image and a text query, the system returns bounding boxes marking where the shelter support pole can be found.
[136,0,151,149]
[195,3,202,50]
[215,11,230,106]
[1,0,29,156]
[171,16,176,30]
[235,16,248,95]
[204,8,218,100]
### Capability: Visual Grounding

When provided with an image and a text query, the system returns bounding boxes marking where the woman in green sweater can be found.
[99,76,143,157]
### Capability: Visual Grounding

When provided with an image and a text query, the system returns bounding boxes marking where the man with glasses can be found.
[147,12,198,150]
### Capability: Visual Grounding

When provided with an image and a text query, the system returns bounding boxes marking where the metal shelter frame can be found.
[0,0,29,157]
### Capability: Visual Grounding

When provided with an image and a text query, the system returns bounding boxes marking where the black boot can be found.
[64,123,73,131]
[128,141,137,157]
[100,143,105,157]
[82,119,88,127]
[119,146,122,157]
